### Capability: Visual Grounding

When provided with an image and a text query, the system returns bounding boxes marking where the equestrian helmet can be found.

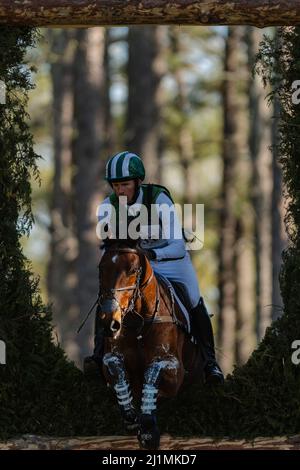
[105,151,145,183]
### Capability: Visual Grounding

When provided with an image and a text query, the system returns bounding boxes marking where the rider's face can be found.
[112,180,138,204]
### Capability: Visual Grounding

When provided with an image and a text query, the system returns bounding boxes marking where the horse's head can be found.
[98,239,146,338]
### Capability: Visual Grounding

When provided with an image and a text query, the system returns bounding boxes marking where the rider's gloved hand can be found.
[143,249,156,261]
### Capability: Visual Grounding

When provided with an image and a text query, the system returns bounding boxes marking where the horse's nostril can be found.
[110,319,120,332]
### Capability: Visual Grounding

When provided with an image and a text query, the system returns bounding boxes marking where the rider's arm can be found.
[152,192,186,261]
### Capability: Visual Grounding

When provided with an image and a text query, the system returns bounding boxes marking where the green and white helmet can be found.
[105,151,145,183]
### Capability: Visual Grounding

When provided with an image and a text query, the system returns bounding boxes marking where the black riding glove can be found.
[143,249,156,261]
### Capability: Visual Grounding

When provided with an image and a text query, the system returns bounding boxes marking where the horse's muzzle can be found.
[99,298,120,317]
[97,299,121,337]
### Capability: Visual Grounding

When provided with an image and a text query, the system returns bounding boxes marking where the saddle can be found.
[154,272,193,335]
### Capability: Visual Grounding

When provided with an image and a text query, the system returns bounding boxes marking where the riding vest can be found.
[108,184,176,250]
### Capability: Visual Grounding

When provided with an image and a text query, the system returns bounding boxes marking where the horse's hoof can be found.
[122,408,139,434]
[137,414,160,450]
[124,418,139,434]
[137,431,160,450]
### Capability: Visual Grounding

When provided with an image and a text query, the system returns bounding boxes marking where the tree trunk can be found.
[233,27,256,365]
[0,1,300,27]
[72,28,106,364]
[218,27,243,374]
[247,26,273,341]
[125,26,164,182]
[169,27,195,205]
[47,29,79,362]
[234,219,256,365]
[103,29,116,156]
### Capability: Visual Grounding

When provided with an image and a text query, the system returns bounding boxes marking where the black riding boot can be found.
[83,309,105,379]
[191,297,224,385]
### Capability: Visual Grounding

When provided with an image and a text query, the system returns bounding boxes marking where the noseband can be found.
[98,248,160,334]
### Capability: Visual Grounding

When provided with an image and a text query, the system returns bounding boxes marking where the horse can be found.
[97,239,203,450]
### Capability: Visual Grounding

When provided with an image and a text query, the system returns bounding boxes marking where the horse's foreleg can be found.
[138,356,179,450]
[103,352,138,432]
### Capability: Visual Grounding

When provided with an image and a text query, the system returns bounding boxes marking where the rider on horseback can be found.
[84,151,224,385]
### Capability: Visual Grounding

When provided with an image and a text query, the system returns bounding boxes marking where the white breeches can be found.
[150,252,201,309]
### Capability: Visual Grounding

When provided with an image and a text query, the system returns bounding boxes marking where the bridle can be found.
[77,246,176,336]
[98,247,160,335]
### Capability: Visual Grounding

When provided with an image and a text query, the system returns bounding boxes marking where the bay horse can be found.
[97,239,203,449]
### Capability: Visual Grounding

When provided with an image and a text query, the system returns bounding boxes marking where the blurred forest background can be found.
[22,25,287,376]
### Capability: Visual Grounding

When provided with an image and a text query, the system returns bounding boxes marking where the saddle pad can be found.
[154,272,191,333]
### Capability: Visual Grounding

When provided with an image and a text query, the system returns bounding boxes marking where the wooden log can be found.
[0,1,300,28]
[1,434,300,450]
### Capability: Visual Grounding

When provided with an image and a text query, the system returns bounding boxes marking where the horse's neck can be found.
[140,261,174,324]
[141,257,159,316]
